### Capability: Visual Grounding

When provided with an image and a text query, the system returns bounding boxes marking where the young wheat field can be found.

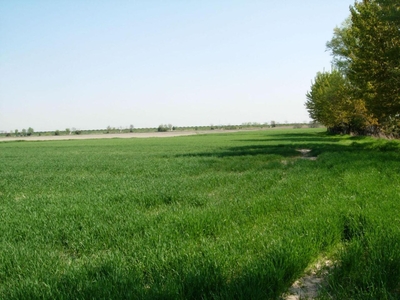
[1,128,399,299]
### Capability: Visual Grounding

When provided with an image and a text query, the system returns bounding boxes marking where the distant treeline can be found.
[0,122,320,138]
[306,0,400,137]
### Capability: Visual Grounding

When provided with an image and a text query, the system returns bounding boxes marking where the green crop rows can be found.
[1,129,399,299]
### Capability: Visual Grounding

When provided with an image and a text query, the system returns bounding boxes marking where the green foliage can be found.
[1,129,400,299]
[157,124,170,132]
[306,70,349,130]
[312,0,400,136]
[326,17,354,73]
[305,69,376,134]
[348,0,400,126]
[27,127,34,136]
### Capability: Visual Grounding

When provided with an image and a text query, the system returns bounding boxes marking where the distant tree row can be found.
[306,0,400,137]
[8,127,34,137]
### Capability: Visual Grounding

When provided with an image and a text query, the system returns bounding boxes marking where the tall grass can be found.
[0,128,399,299]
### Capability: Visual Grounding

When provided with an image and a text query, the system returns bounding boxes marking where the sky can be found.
[0,0,355,132]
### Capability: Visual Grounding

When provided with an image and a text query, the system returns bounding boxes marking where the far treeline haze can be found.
[1,122,314,138]
[305,0,400,137]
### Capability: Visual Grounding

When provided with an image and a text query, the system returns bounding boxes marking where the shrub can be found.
[157,125,169,132]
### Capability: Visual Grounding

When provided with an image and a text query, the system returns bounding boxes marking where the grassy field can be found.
[1,128,399,299]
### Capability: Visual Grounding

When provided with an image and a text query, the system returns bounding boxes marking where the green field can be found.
[1,129,400,299]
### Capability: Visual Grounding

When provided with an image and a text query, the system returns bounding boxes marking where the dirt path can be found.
[283,260,332,300]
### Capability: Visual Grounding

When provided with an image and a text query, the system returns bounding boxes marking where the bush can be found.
[157,125,169,132]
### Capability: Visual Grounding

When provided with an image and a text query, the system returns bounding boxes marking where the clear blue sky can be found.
[0,0,354,132]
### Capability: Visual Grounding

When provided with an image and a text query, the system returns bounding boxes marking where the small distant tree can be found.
[54,130,60,136]
[27,127,34,136]
[270,121,276,128]
[129,124,134,132]
[157,124,169,132]
[65,128,71,135]
[21,128,27,136]
[106,126,112,133]
[14,129,19,136]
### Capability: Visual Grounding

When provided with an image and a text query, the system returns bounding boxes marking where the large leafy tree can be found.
[306,69,376,134]
[349,0,400,124]
[317,0,400,136]
[327,0,400,129]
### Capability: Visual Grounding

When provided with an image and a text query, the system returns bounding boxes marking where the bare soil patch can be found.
[283,260,333,300]
[296,149,318,161]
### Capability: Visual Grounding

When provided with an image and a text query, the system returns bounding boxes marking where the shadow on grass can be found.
[18,256,306,300]
[173,132,400,175]
[234,131,341,144]
[178,132,399,159]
